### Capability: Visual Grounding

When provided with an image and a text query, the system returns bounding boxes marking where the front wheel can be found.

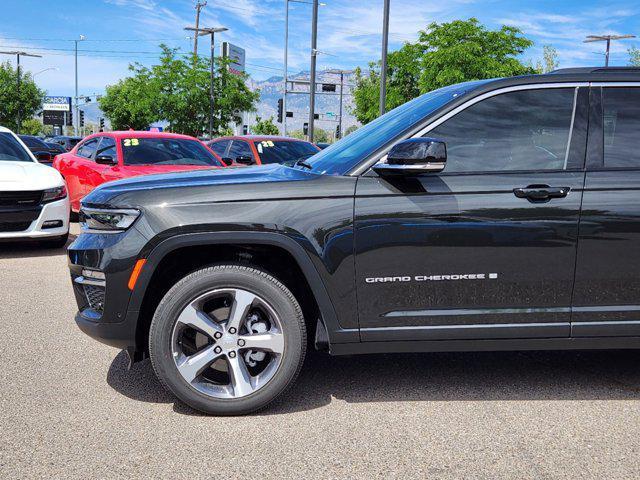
[149,265,306,415]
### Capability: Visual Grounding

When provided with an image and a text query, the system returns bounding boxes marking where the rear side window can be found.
[603,88,640,169]
[209,140,230,156]
[428,88,577,173]
[77,138,99,159]
[120,137,222,166]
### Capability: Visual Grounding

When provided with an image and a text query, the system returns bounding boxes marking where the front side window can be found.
[120,137,222,166]
[428,88,577,173]
[76,138,99,159]
[603,87,640,169]
[96,137,117,158]
[0,132,34,162]
[209,140,230,156]
[228,141,254,161]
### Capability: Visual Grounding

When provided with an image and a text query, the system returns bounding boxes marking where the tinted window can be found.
[19,136,48,150]
[228,140,254,161]
[97,137,117,158]
[0,132,33,162]
[76,138,99,159]
[603,88,640,169]
[209,140,230,156]
[120,137,222,166]
[428,88,576,173]
[254,140,319,165]
[304,80,489,175]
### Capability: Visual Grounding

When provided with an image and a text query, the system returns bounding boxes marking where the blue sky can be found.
[2,0,639,98]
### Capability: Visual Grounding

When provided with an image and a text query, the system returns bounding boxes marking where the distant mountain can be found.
[77,69,360,135]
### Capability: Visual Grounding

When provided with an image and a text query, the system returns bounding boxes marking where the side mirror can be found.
[35,151,52,163]
[235,155,254,166]
[373,137,447,176]
[220,157,233,167]
[95,154,117,165]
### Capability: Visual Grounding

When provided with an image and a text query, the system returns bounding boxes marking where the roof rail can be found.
[550,66,640,74]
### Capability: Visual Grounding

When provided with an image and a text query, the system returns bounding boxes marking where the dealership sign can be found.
[43,96,71,111]
[221,42,245,75]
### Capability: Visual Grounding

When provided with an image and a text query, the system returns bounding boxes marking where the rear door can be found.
[354,85,589,341]
[572,85,640,336]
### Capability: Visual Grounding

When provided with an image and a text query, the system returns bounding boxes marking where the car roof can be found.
[212,135,308,142]
[103,131,199,140]
[0,125,13,133]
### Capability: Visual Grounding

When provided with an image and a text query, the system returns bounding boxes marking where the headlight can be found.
[42,185,67,203]
[80,207,140,232]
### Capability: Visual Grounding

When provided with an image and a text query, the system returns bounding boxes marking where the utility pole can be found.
[0,50,42,134]
[308,0,319,142]
[380,0,390,116]
[193,1,207,57]
[74,35,85,136]
[185,25,228,139]
[283,0,289,135]
[584,34,636,67]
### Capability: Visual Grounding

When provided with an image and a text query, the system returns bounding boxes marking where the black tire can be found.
[149,264,306,415]
[41,233,69,249]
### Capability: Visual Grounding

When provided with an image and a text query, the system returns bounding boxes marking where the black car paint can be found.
[69,70,640,358]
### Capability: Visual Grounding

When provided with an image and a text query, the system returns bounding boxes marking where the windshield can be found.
[0,132,34,163]
[254,140,319,165]
[303,80,488,175]
[121,137,223,167]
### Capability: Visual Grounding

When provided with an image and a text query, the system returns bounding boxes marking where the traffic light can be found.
[79,110,85,128]
[322,83,336,92]
[336,124,341,139]
[277,98,283,123]
[99,118,105,131]
[303,122,308,136]
[242,125,248,135]
[66,110,73,127]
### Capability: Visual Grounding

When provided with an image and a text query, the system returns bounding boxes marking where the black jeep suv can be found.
[69,67,640,415]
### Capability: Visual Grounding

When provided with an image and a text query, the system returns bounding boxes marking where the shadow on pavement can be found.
[106,347,640,416]
[0,232,77,260]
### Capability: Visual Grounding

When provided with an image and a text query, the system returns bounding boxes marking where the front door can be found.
[354,86,589,342]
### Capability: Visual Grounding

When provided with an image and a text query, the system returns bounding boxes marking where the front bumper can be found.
[0,196,70,239]
[68,225,150,351]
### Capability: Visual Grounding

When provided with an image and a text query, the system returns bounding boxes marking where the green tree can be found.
[288,129,305,140]
[537,45,559,73]
[100,45,259,136]
[630,47,640,66]
[313,128,330,143]
[344,125,358,136]
[352,18,536,124]
[0,61,45,132]
[20,118,44,135]
[252,116,279,135]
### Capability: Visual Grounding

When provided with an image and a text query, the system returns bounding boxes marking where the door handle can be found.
[513,185,570,203]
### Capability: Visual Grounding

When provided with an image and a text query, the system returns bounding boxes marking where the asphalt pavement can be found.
[2,224,640,479]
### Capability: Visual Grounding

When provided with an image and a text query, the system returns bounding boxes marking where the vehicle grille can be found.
[84,285,105,313]
[0,191,43,207]
[0,221,31,232]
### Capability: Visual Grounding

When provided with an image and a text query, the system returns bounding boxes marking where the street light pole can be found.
[0,50,42,134]
[380,0,390,116]
[308,0,319,142]
[74,35,85,136]
[185,25,228,139]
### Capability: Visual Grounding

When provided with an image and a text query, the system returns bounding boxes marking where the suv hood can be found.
[82,164,349,207]
[0,161,63,191]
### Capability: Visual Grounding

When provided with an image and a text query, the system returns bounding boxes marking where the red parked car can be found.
[207,135,320,167]
[53,131,225,213]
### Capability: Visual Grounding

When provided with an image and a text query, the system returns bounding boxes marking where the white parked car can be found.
[0,126,70,247]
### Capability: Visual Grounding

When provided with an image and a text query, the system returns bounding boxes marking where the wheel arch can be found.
[128,231,357,354]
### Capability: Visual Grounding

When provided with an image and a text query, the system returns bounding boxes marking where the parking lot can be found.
[0,224,639,479]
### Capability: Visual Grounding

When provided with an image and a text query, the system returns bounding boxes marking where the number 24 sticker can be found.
[123,138,140,147]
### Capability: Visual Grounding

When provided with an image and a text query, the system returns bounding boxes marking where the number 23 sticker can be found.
[123,138,140,147]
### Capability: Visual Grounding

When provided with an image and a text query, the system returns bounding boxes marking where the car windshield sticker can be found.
[123,139,140,147]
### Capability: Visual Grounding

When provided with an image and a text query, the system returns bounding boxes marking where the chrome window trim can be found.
[350,82,589,176]
[590,81,640,87]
